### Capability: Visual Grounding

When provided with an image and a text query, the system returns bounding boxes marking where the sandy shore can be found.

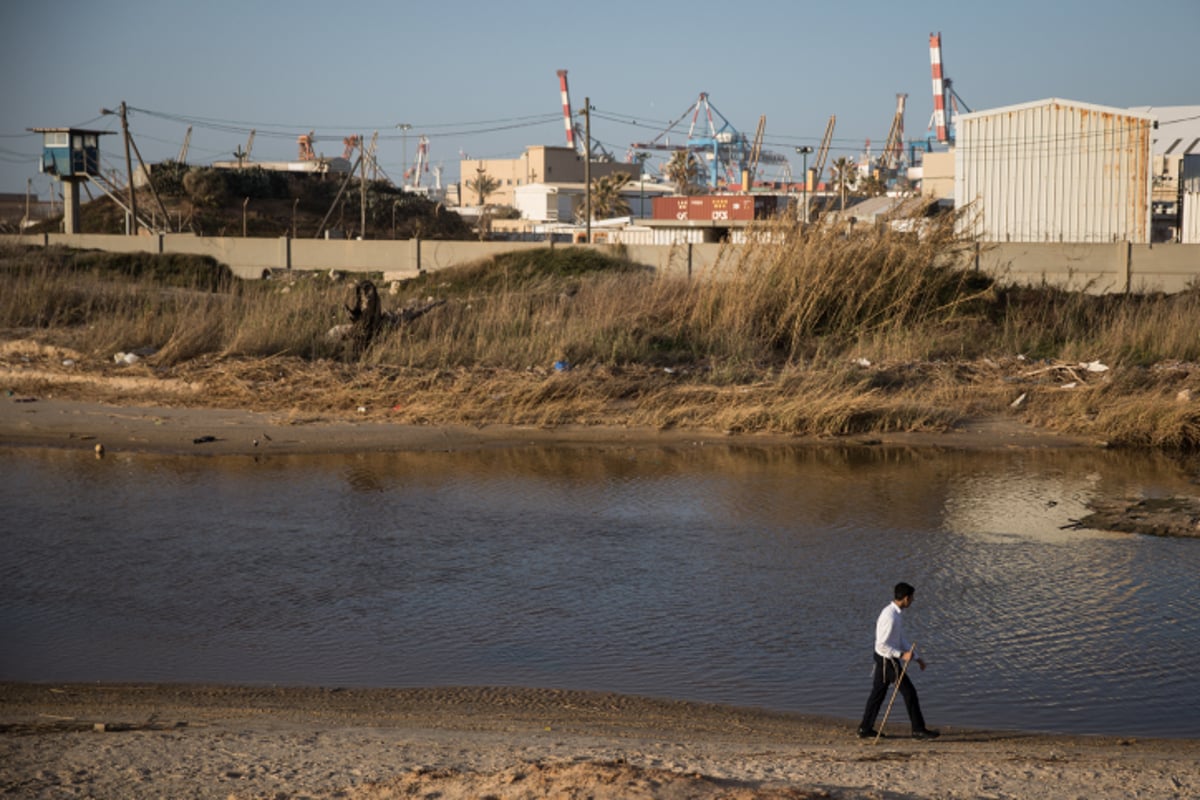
[2,683,1197,799]
[0,392,1104,457]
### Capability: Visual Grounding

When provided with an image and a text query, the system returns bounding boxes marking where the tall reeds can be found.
[2,222,1198,445]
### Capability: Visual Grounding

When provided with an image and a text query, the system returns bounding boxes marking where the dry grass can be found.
[2,219,1199,448]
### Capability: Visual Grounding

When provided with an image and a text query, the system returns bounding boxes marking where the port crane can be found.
[298,131,317,161]
[177,126,191,163]
[748,115,766,185]
[232,129,255,167]
[556,69,613,161]
[879,94,907,173]
[929,32,970,144]
[810,115,836,189]
[631,92,783,190]
[406,135,430,187]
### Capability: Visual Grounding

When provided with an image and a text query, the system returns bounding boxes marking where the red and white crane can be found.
[929,33,949,144]
[554,69,613,161]
[556,69,577,153]
[929,32,970,145]
[407,135,430,187]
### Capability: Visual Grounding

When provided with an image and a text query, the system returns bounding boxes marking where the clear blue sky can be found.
[2,0,1196,200]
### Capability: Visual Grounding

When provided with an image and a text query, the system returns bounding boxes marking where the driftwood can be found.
[326,279,445,355]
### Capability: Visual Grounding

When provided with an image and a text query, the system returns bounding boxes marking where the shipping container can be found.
[652,196,691,221]
[954,98,1154,243]
[652,194,785,222]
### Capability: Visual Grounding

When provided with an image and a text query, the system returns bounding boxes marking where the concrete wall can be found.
[5,233,1198,293]
[975,242,1200,294]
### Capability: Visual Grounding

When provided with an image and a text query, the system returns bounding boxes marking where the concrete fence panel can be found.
[1127,246,1200,293]
[162,234,287,278]
[4,234,1198,294]
[977,242,1130,294]
[290,239,414,276]
[45,232,160,255]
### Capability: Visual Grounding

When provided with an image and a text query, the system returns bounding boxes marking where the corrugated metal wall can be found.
[1183,155,1200,244]
[1183,194,1200,244]
[955,99,1153,243]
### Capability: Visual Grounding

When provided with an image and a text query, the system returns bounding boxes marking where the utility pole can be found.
[112,102,138,235]
[583,97,591,244]
[360,134,367,238]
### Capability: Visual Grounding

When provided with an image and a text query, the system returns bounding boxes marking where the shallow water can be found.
[2,443,1198,737]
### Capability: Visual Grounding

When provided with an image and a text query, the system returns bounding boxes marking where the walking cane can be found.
[874,643,914,745]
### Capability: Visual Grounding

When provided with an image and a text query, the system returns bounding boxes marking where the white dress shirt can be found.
[874,601,912,659]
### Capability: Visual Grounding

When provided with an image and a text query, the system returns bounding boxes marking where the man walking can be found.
[858,582,940,740]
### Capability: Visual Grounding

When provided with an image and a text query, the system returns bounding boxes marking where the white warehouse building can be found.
[954,98,1155,244]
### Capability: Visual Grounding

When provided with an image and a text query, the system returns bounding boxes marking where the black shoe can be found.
[857,728,885,739]
[912,728,940,740]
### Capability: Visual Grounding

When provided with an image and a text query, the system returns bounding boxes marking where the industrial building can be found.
[1133,105,1200,242]
[458,145,638,209]
[954,98,1155,243]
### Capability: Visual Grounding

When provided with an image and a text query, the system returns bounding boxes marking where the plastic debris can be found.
[113,352,140,365]
[1080,360,1109,373]
[1010,392,1028,409]
[854,358,871,367]
[62,358,75,367]
[553,360,570,372]
[1061,382,1078,389]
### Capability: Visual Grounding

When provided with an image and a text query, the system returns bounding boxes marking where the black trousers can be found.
[859,653,926,732]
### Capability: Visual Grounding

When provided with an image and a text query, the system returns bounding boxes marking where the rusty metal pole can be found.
[119,102,138,234]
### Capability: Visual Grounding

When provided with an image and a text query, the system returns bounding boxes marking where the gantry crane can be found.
[298,131,317,161]
[810,115,836,189]
[879,95,907,173]
[631,92,777,189]
[748,115,766,186]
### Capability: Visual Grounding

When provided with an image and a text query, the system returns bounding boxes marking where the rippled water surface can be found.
[2,443,1198,738]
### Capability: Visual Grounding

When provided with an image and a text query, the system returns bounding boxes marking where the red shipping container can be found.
[653,196,691,220]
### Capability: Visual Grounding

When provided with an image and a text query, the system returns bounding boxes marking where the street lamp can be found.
[796,146,813,225]
[396,123,412,187]
[635,152,649,218]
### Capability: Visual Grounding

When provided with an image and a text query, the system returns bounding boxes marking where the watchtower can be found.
[30,127,110,233]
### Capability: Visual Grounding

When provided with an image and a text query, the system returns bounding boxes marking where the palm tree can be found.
[466,166,499,206]
[585,172,633,221]
[665,150,701,195]
[830,156,859,211]
[858,171,887,198]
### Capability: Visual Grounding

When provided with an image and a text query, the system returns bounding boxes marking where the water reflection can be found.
[0,443,1197,738]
